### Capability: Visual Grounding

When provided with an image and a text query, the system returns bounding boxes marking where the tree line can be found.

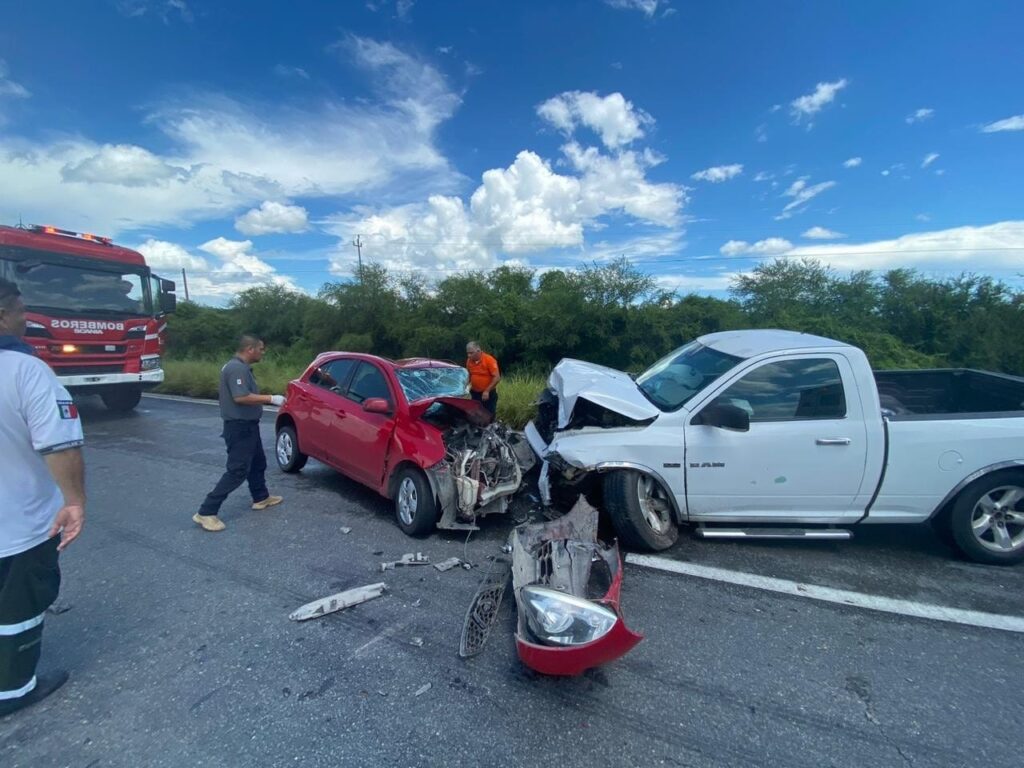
[166,257,1024,375]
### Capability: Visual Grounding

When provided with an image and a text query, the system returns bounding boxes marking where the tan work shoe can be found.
[193,513,226,532]
[252,495,283,511]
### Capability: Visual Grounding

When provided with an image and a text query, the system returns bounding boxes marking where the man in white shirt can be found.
[0,278,85,718]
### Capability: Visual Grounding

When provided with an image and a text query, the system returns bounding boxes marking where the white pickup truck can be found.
[526,330,1024,565]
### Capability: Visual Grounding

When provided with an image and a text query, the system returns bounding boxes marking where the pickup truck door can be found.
[683,354,869,522]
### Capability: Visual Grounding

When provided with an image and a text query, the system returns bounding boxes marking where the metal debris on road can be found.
[47,602,73,615]
[380,552,430,571]
[410,637,424,647]
[414,683,432,696]
[340,527,352,534]
[434,557,463,572]
[459,556,511,658]
[288,583,387,621]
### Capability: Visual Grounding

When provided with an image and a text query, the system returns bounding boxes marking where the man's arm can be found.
[234,393,279,406]
[44,448,86,551]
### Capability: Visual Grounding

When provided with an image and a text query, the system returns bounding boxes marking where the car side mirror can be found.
[694,402,750,432]
[363,397,391,415]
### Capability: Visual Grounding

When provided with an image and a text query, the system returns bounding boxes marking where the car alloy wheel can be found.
[276,430,293,467]
[397,476,418,527]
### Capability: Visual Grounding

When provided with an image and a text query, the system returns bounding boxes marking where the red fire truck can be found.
[0,224,177,412]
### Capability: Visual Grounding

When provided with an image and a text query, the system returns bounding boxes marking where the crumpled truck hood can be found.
[548,358,661,428]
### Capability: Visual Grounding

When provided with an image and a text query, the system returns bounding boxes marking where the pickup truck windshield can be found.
[0,252,152,316]
[395,366,468,402]
[636,342,742,411]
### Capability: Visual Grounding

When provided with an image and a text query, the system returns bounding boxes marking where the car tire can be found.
[275,425,307,473]
[394,467,437,537]
[603,470,679,551]
[949,470,1024,566]
[101,385,142,412]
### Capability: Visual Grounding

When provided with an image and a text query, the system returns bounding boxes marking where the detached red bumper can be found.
[511,499,643,676]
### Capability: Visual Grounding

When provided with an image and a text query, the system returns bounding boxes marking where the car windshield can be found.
[395,365,468,402]
[0,250,152,316]
[636,342,742,411]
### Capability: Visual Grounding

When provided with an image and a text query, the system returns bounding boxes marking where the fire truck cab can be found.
[0,224,176,412]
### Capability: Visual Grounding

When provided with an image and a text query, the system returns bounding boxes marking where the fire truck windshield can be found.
[0,254,153,316]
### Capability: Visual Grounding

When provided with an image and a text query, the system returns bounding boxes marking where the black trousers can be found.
[0,537,60,703]
[198,420,269,516]
[470,388,498,416]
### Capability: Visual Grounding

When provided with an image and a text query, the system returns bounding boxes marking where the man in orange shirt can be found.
[465,341,501,417]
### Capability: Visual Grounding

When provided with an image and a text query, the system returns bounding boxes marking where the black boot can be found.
[0,670,69,718]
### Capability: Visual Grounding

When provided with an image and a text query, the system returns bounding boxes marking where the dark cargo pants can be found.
[0,537,60,705]
[198,419,269,516]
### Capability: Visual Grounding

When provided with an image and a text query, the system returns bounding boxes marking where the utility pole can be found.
[352,235,364,285]
[181,268,190,302]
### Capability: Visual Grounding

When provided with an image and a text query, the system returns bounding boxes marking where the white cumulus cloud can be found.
[235,201,309,236]
[843,157,862,168]
[906,108,934,124]
[61,144,184,187]
[691,163,743,183]
[790,79,848,122]
[802,226,845,240]
[720,238,793,256]
[921,152,940,169]
[537,91,653,149]
[981,114,1024,133]
[325,133,686,274]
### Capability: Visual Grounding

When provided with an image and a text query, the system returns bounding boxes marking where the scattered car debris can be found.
[510,498,642,676]
[434,556,463,572]
[380,552,430,571]
[414,683,432,696]
[340,526,352,535]
[410,637,425,647]
[47,602,72,615]
[412,599,422,607]
[459,556,512,658]
[289,583,387,622]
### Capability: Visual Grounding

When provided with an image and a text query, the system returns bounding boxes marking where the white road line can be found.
[626,554,1024,634]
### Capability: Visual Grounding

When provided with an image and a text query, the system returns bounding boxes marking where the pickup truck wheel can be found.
[950,472,1024,565]
[275,426,307,473]
[394,467,437,537]
[603,470,679,551]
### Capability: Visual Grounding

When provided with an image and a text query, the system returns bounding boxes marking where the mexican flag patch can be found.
[57,400,79,420]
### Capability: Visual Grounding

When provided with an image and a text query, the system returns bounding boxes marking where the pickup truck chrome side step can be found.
[695,527,853,541]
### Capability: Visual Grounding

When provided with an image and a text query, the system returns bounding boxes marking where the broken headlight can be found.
[521,586,617,647]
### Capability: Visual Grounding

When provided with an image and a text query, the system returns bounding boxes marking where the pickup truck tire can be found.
[949,471,1024,565]
[101,385,142,412]
[604,470,679,551]
[394,467,437,537]
[275,425,307,473]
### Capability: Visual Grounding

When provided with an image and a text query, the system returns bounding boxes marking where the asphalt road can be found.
[2,395,1022,768]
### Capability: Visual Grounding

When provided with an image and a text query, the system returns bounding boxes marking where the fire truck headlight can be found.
[141,356,162,371]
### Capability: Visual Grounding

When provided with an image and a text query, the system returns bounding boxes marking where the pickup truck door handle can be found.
[816,437,851,446]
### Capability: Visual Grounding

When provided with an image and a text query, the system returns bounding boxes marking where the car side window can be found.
[711,358,847,422]
[347,362,392,405]
[310,359,355,395]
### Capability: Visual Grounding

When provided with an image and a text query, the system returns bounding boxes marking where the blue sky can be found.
[0,0,1021,303]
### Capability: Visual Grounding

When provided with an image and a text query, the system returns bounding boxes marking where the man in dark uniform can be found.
[193,334,287,532]
[0,279,85,717]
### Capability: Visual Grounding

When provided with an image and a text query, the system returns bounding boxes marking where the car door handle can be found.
[816,437,851,446]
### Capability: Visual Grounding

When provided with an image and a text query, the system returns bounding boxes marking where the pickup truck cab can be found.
[526,330,1024,565]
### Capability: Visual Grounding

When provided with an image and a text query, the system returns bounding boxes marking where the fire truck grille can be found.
[53,364,125,376]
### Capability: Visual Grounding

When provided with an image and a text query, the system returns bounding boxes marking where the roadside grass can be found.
[158,359,548,428]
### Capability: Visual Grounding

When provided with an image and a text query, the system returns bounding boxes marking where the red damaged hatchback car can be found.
[274,353,534,535]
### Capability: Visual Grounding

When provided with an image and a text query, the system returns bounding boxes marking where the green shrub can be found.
[497,373,546,428]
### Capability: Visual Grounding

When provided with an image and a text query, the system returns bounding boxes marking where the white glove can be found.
[270,395,285,407]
